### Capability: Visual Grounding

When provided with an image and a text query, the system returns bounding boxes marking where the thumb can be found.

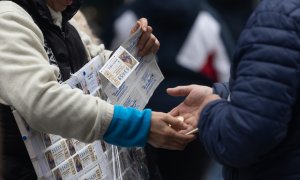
[164,115,188,131]
[130,21,141,34]
[168,108,179,117]
[166,85,193,97]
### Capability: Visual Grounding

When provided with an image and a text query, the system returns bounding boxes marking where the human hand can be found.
[148,111,195,150]
[130,18,160,56]
[167,85,220,132]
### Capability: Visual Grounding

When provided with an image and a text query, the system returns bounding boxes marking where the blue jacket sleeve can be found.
[103,105,151,147]
[199,9,300,168]
[213,82,230,99]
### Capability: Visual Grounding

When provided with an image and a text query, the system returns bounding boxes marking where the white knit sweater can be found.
[0,1,114,143]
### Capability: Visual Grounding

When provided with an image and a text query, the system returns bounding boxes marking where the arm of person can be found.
[0,3,190,150]
[104,106,194,149]
[0,4,113,143]
[168,11,300,167]
[198,10,300,167]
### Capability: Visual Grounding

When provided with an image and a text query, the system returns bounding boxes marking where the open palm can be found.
[167,85,213,130]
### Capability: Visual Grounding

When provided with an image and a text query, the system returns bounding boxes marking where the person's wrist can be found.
[200,94,220,111]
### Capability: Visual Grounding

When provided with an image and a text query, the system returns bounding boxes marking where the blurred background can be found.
[81,0,259,45]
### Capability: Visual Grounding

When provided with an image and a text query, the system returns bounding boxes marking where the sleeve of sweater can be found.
[104,106,151,147]
[0,3,115,143]
[198,10,300,168]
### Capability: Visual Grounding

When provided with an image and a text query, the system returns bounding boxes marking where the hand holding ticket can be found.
[175,116,199,135]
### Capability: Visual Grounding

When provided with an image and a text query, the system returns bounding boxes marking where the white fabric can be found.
[0,1,114,143]
[177,12,230,82]
[47,5,63,28]
[113,10,230,82]
[69,16,112,64]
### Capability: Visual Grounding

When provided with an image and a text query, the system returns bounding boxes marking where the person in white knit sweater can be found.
[0,0,194,178]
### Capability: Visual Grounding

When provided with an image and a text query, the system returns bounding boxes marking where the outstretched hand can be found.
[148,111,195,150]
[130,18,160,56]
[167,85,220,132]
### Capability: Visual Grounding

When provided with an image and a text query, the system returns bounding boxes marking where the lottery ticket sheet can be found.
[100,28,164,109]
[13,28,163,180]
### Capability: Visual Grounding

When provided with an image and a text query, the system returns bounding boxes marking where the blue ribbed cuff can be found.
[103,105,151,147]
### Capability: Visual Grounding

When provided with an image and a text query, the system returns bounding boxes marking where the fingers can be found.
[149,112,195,150]
[150,38,160,54]
[182,116,199,128]
[168,108,180,117]
[149,130,195,150]
[130,18,148,34]
[138,26,160,56]
[137,17,148,31]
[166,85,195,97]
[137,26,153,52]
[130,21,140,34]
[130,18,160,56]
[163,114,188,131]
[164,134,195,150]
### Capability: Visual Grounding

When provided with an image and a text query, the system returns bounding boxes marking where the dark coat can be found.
[200,0,300,179]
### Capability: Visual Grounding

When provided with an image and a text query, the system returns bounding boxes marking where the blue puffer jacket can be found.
[199,0,300,179]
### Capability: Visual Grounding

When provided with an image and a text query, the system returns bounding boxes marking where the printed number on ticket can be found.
[100,46,139,88]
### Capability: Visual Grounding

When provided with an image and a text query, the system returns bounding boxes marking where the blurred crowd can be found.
[81,0,258,44]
